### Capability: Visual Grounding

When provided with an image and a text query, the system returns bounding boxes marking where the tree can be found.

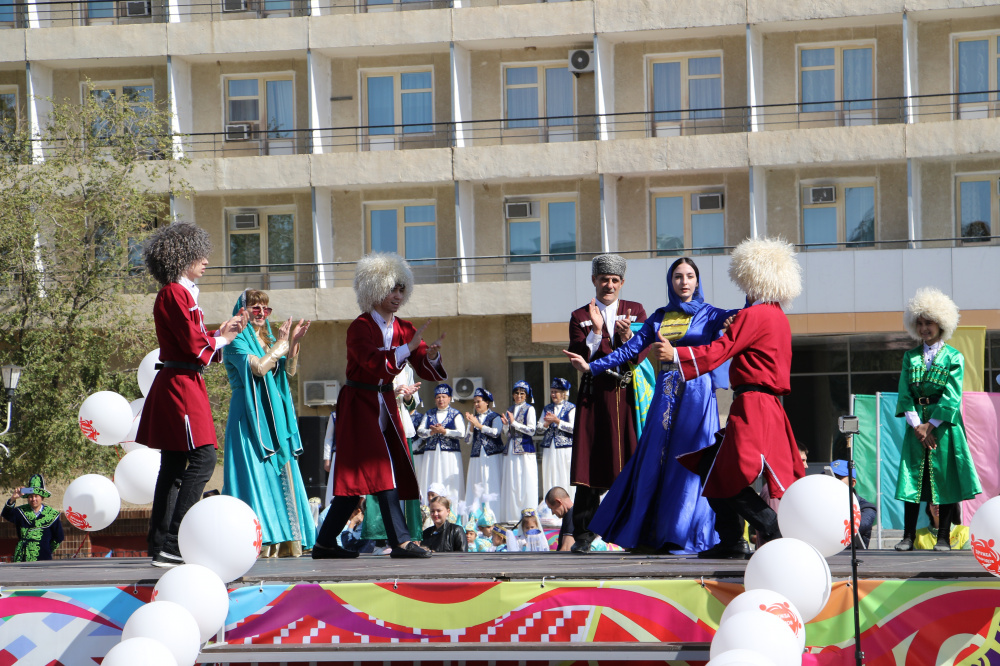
[0,83,197,485]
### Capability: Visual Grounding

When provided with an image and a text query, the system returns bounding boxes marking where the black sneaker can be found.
[389,542,432,558]
[312,543,360,559]
[697,540,751,559]
[151,550,184,568]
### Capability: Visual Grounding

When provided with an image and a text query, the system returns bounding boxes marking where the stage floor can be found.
[0,549,989,588]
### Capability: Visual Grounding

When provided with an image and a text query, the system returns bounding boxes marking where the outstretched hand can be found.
[562,349,590,374]
[650,325,676,363]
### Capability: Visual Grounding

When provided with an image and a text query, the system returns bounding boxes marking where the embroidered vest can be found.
[469,411,504,457]
[505,404,535,454]
[540,401,575,448]
[424,407,462,452]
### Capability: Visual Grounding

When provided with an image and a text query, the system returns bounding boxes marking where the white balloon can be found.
[63,474,120,531]
[102,637,178,666]
[710,610,801,666]
[78,391,134,446]
[153,564,230,643]
[778,474,861,558]
[178,495,261,582]
[719,589,806,653]
[138,349,161,398]
[970,496,1000,577]
[114,448,161,505]
[707,648,777,666]
[744,538,832,622]
[122,601,201,666]
[121,398,146,445]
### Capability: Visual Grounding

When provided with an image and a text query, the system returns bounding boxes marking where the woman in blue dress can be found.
[584,257,735,553]
[222,289,317,557]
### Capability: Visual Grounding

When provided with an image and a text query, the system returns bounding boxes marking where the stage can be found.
[2,551,999,665]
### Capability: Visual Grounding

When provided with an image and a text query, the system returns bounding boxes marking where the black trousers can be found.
[571,485,603,544]
[708,488,781,546]
[148,444,217,554]
[318,488,411,548]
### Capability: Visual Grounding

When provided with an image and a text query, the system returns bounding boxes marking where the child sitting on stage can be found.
[517,508,550,552]
[492,524,520,552]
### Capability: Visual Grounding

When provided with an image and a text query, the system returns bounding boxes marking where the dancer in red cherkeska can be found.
[636,238,804,559]
[313,252,446,560]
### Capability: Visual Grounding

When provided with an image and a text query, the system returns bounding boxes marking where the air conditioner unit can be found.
[692,193,724,211]
[453,377,483,401]
[568,49,594,74]
[808,186,836,204]
[124,0,150,16]
[230,212,259,230]
[222,0,248,10]
[303,380,341,406]
[505,201,539,219]
[225,123,253,141]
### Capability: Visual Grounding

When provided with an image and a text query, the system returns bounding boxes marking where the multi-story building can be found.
[3,0,1000,462]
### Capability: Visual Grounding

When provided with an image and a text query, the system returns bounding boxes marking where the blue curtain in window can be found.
[688,57,722,119]
[803,207,837,250]
[370,209,398,253]
[228,79,259,123]
[266,80,293,139]
[367,76,395,136]
[958,40,989,104]
[400,72,432,134]
[88,0,115,18]
[801,48,835,113]
[510,220,541,262]
[652,62,681,122]
[546,68,574,126]
[404,205,436,264]
[0,0,17,24]
[960,180,992,239]
[691,212,724,254]
[655,196,684,255]
[506,67,538,128]
[547,201,576,260]
[843,48,873,111]
[844,186,875,246]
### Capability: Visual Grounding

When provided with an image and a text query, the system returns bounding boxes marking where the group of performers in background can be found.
[3,223,983,562]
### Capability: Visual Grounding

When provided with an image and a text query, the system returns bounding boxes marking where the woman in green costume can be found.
[894,287,982,552]
[3,474,64,562]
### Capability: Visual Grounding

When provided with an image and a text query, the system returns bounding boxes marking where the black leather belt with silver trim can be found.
[155,361,205,374]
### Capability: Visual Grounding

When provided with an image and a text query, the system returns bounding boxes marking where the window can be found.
[503,63,575,138]
[86,0,116,21]
[367,202,436,264]
[506,197,576,263]
[648,53,722,136]
[799,43,874,124]
[0,87,17,134]
[225,76,294,143]
[800,182,876,250]
[0,0,23,26]
[956,174,997,242]
[362,69,433,149]
[954,35,1000,118]
[87,82,154,140]
[228,209,296,275]
[651,190,725,256]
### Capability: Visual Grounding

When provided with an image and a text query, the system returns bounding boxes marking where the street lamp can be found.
[0,364,24,454]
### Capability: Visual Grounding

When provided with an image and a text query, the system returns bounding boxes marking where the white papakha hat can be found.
[728,237,803,309]
[904,287,960,342]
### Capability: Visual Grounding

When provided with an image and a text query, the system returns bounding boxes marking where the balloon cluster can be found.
[707,475,858,665]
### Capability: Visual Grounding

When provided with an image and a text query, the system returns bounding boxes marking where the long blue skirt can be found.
[589,370,719,553]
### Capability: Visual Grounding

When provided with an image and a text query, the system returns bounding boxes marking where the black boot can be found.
[700,495,751,559]
[934,503,955,552]
[895,501,919,551]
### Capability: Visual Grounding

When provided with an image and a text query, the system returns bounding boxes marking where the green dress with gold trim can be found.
[894,344,982,505]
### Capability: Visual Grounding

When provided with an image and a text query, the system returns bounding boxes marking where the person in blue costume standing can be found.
[222,289,317,557]
[566,257,735,553]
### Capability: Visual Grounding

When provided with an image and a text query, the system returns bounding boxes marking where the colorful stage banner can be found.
[5,579,1000,665]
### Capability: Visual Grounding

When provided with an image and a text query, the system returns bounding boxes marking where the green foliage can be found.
[0,82,192,486]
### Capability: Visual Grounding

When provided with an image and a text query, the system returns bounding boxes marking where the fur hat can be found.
[353,252,414,313]
[728,237,802,309]
[904,287,960,342]
[591,254,627,278]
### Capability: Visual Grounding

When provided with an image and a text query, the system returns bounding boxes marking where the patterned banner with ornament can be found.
[3,579,1000,665]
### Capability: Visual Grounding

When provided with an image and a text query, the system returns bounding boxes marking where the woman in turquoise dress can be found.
[222,289,317,556]
[586,257,735,553]
[894,287,982,552]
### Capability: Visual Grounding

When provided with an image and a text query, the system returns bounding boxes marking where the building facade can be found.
[3,0,1000,462]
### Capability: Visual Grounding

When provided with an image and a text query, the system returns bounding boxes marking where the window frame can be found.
[644,50,724,137]
[649,187,727,256]
[501,61,577,137]
[509,356,580,412]
[364,199,438,264]
[225,206,297,275]
[84,80,155,140]
[952,31,1000,119]
[504,194,578,263]
[0,0,24,27]
[359,66,436,148]
[955,172,999,244]
[0,85,19,133]
[795,40,877,125]
[799,179,878,251]
[221,73,296,143]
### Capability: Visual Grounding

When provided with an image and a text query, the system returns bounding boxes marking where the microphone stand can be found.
[846,431,864,666]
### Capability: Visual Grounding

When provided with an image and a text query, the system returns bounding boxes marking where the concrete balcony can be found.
[26,23,168,62]
[453,2,594,45]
